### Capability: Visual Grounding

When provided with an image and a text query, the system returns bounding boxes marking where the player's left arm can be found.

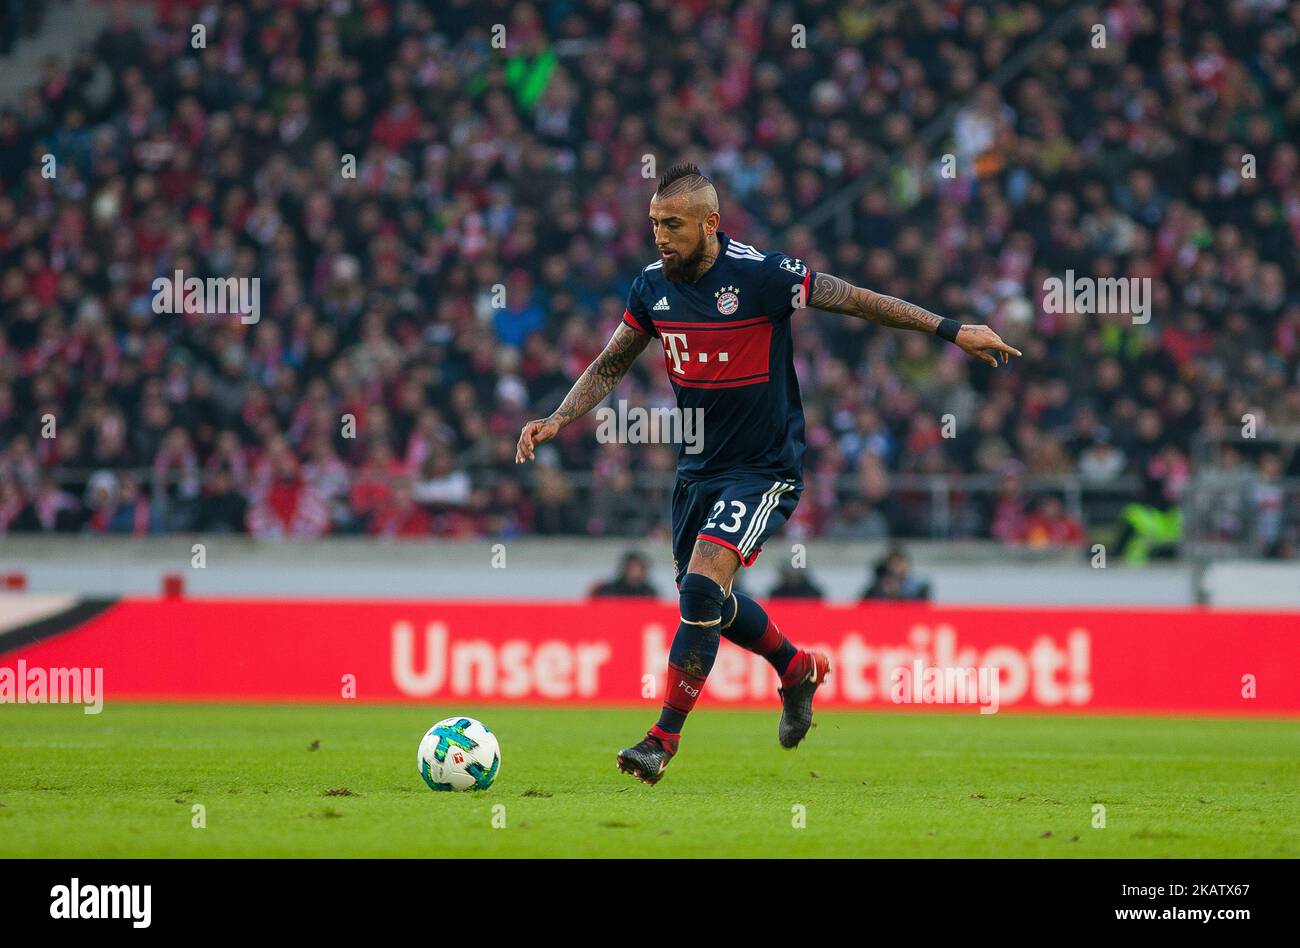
[807,272,1022,367]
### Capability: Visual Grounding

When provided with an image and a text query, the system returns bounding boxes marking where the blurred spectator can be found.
[533,467,583,535]
[590,551,658,598]
[769,563,825,600]
[861,546,931,601]
[1249,452,1286,553]
[1077,432,1126,483]
[587,467,649,535]
[988,467,1030,543]
[369,478,433,539]
[0,475,28,533]
[14,475,82,533]
[245,437,329,539]
[826,495,891,539]
[195,468,247,534]
[1023,495,1085,548]
[1117,445,1189,564]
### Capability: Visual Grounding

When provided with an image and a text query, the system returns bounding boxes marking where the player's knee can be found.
[679,572,726,627]
[719,591,738,630]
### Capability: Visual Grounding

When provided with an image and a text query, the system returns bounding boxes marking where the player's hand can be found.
[954,325,1022,367]
[515,416,561,463]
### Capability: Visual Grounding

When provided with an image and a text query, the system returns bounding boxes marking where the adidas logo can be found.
[653,296,670,311]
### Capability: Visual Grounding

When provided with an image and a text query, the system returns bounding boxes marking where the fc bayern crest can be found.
[715,285,740,315]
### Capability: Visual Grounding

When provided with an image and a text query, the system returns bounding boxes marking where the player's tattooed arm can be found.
[808,272,944,332]
[807,272,1022,367]
[549,323,651,427]
[516,323,652,463]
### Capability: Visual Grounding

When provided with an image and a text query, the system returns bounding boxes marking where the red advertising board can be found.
[1,599,1297,714]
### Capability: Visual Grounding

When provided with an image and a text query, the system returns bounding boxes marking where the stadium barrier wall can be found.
[7,537,1300,606]
[0,536,1213,604]
[2,596,1297,715]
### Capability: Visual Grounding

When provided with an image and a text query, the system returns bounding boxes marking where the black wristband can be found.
[936,317,962,343]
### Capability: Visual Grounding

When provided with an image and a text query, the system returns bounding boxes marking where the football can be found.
[417,717,501,792]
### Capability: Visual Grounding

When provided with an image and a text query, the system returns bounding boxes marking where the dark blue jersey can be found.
[621,232,814,482]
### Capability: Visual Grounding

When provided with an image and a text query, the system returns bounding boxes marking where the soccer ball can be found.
[417,716,500,792]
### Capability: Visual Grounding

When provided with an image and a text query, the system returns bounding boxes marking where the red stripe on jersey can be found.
[622,309,657,337]
[653,316,769,331]
[673,373,769,389]
[657,320,772,386]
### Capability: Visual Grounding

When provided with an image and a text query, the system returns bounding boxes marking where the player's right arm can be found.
[807,271,1022,367]
[515,322,652,463]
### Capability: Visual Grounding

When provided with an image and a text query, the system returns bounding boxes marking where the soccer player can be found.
[516,163,1021,784]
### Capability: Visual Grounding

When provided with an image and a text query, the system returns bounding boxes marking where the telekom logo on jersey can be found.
[661,332,727,374]
[653,318,773,388]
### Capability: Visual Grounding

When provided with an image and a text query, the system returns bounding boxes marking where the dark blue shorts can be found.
[671,472,802,588]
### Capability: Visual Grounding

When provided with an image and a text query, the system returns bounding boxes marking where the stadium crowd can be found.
[1,0,1299,558]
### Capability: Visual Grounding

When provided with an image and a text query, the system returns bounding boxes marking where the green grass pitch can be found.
[1,703,1296,857]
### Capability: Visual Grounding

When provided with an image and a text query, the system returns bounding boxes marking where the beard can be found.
[661,226,708,282]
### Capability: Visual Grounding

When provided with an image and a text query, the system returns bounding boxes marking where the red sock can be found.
[779,650,812,689]
[752,618,784,655]
[655,662,706,736]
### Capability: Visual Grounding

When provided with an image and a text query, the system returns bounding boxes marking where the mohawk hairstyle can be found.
[655,162,713,199]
